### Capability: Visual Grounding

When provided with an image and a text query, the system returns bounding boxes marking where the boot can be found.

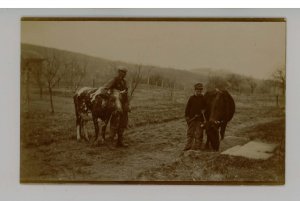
[116,132,128,147]
[183,137,193,151]
[116,141,129,148]
[193,138,202,150]
[105,137,116,150]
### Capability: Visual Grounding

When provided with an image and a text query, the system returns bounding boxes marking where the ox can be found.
[73,87,126,145]
[204,88,235,151]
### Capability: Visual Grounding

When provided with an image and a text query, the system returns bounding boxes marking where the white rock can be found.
[221,141,278,160]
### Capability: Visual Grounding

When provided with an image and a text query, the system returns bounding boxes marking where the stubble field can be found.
[20,86,285,183]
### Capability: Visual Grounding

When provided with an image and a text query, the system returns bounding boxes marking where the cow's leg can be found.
[205,130,210,150]
[76,117,83,141]
[92,116,101,145]
[210,129,220,151]
[101,124,107,140]
[214,139,220,151]
[106,112,120,149]
[116,126,128,147]
[81,120,89,142]
[116,112,128,147]
[101,119,109,141]
[109,124,117,143]
[98,120,105,144]
[76,123,81,141]
[220,122,227,140]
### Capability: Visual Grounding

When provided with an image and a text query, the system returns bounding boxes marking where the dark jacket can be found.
[102,76,129,108]
[185,94,206,122]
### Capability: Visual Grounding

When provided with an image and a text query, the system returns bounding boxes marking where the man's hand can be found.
[185,116,190,124]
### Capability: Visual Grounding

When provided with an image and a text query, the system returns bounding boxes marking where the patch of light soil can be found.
[221,141,278,160]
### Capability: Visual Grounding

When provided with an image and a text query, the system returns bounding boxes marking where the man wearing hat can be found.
[100,66,129,107]
[102,66,128,94]
[184,82,206,151]
[100,66,129,147]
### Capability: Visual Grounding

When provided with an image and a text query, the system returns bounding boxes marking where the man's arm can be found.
[123,79,128,92]
[103,77,118,89]
[185,97,192,122]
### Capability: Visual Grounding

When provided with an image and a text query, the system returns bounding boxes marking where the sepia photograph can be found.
[20,18,286,184]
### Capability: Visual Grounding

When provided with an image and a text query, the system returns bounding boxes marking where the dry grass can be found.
[20,86,285,183]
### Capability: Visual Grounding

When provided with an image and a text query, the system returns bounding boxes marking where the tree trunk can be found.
[48,84,54,114]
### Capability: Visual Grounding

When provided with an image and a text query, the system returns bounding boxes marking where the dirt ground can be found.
[20,88,285,184]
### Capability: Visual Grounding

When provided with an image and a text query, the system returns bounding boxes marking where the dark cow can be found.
[204,88,235,151]
[73,86,126,144]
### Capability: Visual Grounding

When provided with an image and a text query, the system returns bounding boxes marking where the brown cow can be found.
[204,88,235,151]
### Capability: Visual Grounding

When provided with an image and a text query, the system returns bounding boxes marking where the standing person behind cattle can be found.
[184,83,206,151]
[100,66,129,108]
[100,66,130,147]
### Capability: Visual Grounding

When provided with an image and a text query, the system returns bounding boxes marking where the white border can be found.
[0,9,299,201]
[1,0,300,8]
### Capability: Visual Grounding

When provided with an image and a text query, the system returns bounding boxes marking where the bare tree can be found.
[246,77,257,94]
[31,61,45,99]
[65,57,87,92]
[207,75,228,91]
[21,57,31,113]
[129,64,143,101]
[146,67,153,86]
[226,73,243,93]
[272,67,286,96]
[43,51,66,113]
[22,57,45,114]
[169,80,176,101]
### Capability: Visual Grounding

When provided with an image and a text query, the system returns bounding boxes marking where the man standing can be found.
[100,66,129,107]
[184,83,206,151]
[101,66,130,148]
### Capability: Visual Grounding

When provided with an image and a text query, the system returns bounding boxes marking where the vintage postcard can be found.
[20,18,286,184]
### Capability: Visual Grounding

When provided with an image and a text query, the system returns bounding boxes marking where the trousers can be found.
[184,119,204,150]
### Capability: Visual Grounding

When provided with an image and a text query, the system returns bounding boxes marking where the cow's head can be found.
[205,120,222,130]
[204,89,226,151]
[110,89,127,112]
[205,121,220,151]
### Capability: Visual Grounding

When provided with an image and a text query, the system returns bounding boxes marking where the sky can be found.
[21,20,286,79]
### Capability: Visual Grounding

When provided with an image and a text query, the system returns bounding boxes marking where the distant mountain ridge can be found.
[22,43,263,92]
[21,43,209,88]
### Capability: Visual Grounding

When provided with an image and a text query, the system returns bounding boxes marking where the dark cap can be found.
[194,83,204,89]
[118,66,128,73]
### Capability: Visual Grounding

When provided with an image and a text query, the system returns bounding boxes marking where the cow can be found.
[203,88,235,151]
[73,86,126,145]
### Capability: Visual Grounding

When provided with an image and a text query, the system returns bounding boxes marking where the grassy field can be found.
[20,85,285,183]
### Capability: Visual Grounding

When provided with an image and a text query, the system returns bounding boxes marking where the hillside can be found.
[21,43,207,89]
